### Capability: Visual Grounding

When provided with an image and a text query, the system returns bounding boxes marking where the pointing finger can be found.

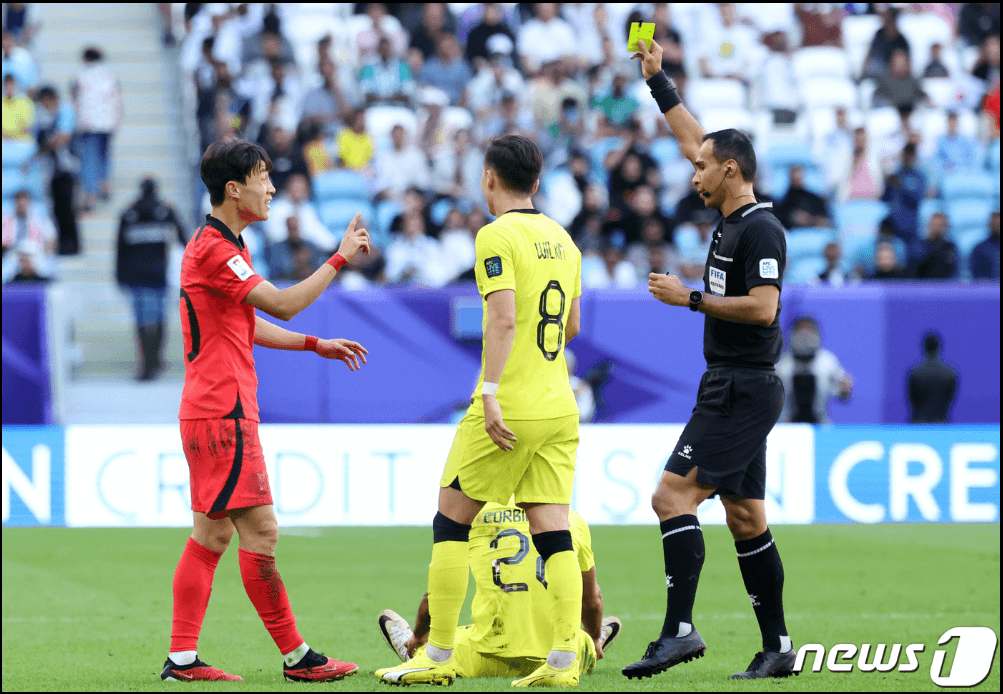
[347,212,362,233]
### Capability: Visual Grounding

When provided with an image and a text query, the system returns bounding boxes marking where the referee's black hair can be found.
[484,135,543,195]
[702,129,757,183]
[200,138,273,206]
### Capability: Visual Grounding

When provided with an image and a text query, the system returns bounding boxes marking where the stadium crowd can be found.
[3,3,123,280]
[3,3,1001,287]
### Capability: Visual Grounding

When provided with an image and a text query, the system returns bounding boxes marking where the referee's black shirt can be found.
[702,201,787,367]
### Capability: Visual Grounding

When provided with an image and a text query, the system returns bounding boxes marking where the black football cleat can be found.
[730,649,798,679]
[622,629,706,679]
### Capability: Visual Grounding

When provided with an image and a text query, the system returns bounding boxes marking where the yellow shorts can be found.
[439,414,579,505]
[448,625,596,679]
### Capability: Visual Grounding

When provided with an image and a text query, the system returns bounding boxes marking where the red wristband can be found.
[304,335,319,352]
[326,253,347,271]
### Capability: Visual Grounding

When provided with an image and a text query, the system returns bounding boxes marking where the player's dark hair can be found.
[792,316,819,333]
[923,331,941,356]
[703,129,757,182]
[82,46,103,62]
[484,135,542,195]
[200,138,273,206]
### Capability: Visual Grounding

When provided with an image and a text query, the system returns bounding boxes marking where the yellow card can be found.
[627,22,655,52]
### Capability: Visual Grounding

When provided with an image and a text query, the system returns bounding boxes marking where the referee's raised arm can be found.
[631,40,705,164]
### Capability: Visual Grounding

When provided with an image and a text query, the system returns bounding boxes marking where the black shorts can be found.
[664,366,784,500]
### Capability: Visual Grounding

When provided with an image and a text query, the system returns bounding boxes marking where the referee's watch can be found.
[689,290,703,312]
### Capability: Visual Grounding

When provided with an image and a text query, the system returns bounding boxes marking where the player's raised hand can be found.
[631,38,663,80]
[482,395,518,451]
[648,272,690,307]
[315,338,368,371]
[337,212,372,262]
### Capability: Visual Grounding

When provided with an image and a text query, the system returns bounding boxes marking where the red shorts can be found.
[180,418,272,520]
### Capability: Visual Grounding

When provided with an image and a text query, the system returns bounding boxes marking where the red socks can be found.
[238,548,304,655]
[170,537,222,652]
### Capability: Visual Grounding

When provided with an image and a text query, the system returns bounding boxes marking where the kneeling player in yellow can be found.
[376,502,622,681]
[375,135,585,687]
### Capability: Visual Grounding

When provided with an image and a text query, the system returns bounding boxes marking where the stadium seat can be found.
[846,235,908,275]
[284,11,345,76]
[365,106,419,149]
[918,199,944,235]
[801,76,857,109]
[785,228,835,263]
[650,138,681,167]
[768,165,828,200]
[700,107,755,137]
[687,78,747,112]
[898,13,952,78]
[312,169,369,203]
[957,227,988,265]
[946,199,995,231]
[921,78,962,110]
[865,107,901,141]
[857,78,877,110]
[319,198,375,232]
[1,139,35,167]
[441,106,474,131]
[956,109,980,139]
[374,198,401,233]
[793,47,851,82]
[987,141,1000,176]
[589,137,625,185]
[841,14,882,77]
[430,197,456,226]
[941,172,997,201]
[764,141,817,169]
[917,109,949,156]
[835,199,890,238]
[787,256,827,285]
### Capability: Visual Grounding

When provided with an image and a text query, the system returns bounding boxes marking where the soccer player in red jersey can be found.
[161,138,371,683]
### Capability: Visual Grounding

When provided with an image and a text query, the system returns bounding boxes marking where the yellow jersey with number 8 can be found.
[470,209,582,421]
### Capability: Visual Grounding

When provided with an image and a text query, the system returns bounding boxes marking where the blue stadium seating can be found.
[987,140,1000,177]
[940,171,997,202]
[956,227,988,259]
[312,169,369,203]
[1,140,44,206]
[318,198,374,232]
[768,164,828,200]
[650,137,681,167]
[946,199,995,234]
[763,141,817,169]
[834,200,889,232]
[374,199,401,234]
[786,227,835,263]
[787,256,827,284]
[540,168,574,198]
[918,199,943,236]
[847,235,909,275]
[431,197,455,226]
[589,137,625,185]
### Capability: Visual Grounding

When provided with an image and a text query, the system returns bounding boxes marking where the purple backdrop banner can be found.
[255,282,1000,425]
[2,285,53,425]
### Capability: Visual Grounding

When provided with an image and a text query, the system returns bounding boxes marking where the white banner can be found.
[63,424,815,528]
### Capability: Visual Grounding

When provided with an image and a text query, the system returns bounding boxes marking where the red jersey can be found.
[178,215,265,421]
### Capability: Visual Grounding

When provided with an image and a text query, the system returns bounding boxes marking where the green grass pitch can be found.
[2,524,999,692]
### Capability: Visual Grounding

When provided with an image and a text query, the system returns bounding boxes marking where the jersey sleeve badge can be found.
[484,256,503,278]
[227,255,254,281]
[759,258,779,279]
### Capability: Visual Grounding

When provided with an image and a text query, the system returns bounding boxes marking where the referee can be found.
[622,41,795,680]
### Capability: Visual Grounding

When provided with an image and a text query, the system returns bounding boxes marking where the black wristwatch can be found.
[689,290,703,312]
